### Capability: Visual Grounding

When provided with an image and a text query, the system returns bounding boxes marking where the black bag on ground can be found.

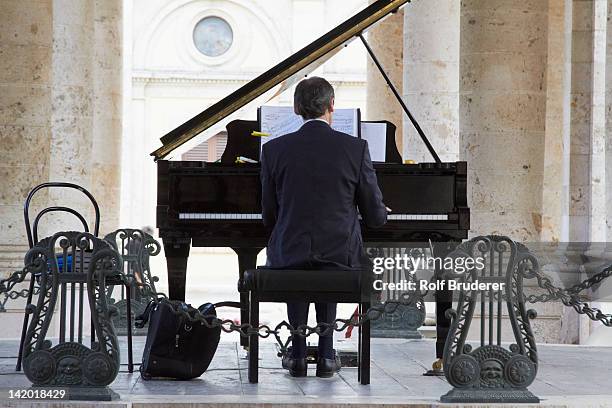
[136,299,221,380]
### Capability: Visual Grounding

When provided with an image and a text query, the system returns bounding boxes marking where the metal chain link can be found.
[136,288,420,342]
[0,266,39,312]
[528,264,612,302]
[527,265,612,326]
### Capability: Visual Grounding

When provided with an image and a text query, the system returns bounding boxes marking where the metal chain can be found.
[0,266,38,312]
[528,264,612,303]
[527,265,612,326]
[0,266,33,297]
[136,289,418,341]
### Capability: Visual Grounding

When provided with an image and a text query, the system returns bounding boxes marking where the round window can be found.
[193,16,234,57]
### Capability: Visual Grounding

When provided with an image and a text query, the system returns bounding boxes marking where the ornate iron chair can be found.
[441,235,539,403]
[103,229,161,336]
[17,182,100,372]
[21,232,122,400]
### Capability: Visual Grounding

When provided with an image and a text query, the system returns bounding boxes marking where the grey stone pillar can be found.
[48,0,95,237]
[90,0,123,234]
[366,1,404,157]
[541,0,572,243]
[568,0,609,343]
[0,0,54,274]
[460,0,548,242]
[403,0,460,163]
[0,1,122,331]
[49,0,122,235]
[568,0,608,243]
[607,0,612,241]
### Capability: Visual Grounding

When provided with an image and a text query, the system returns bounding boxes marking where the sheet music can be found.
[330,109,359,136]
[260,106,303,146]
[260,106,360,150]
[360,122,387,162]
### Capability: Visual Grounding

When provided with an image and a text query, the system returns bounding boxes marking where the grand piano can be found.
[151,0,469,363]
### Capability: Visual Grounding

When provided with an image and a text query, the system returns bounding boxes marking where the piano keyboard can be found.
[178,213,448,221]
[179,213,262,220]
[387,214,448,221]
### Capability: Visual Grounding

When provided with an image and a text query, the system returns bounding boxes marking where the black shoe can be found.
[281,347,294,369]
[316,357,340,378]
[286,357,307,377]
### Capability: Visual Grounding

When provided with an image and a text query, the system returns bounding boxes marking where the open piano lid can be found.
[150,0,411,161]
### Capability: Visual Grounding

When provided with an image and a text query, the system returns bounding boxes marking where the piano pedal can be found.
[423,358,444,376]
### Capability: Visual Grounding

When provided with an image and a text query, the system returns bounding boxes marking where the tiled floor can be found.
[1,337,612,406]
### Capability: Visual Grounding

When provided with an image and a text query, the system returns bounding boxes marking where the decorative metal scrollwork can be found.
[20,232,121,388]
[104,229,161,334]
[441,236,540,403]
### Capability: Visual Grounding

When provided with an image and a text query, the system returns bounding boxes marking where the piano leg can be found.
[426,241,458,376]
[232,247,263,348]
[163,238,191,301]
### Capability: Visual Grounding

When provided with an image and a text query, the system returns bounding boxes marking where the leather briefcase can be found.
[136,299,221,380]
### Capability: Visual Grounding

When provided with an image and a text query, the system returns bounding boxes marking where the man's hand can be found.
[385,206,392,213]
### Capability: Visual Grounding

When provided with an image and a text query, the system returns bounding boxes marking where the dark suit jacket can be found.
[261,120,387,269]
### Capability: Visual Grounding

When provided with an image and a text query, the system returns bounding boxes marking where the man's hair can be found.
[293,77,335,120]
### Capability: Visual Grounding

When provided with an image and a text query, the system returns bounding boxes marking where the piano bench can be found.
[241,267,372,385]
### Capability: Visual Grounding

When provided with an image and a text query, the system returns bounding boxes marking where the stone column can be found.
[541,0,582,345]
[403,0,460,162]
[366,1,404,156]
[0,0,54,275]
[568,0,608,243]
[460,0,548,242]
[0,0,52,332]
[47,0,122,236]
[541,0,572,243]
[90,0,123,234]
[0,0,122,334]
[607,0,612,241]
[568,0,609,343]
[588,0,612,346]
[48,0,95,237]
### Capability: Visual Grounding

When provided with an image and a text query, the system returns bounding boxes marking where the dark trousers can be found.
[287,302,337,360]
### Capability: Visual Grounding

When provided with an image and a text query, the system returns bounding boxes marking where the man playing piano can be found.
[261,77,388,378]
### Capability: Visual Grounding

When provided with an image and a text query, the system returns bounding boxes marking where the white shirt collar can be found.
[303,118,329,125]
